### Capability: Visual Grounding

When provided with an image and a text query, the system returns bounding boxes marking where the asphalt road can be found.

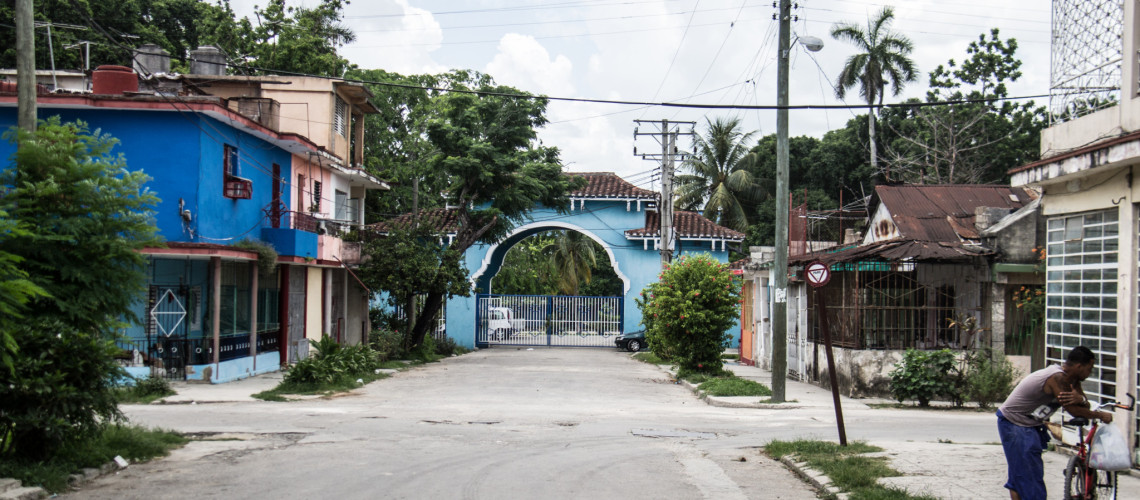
[64,348,1003,499]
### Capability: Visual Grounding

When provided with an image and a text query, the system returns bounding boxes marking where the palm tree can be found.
[674,116,765,232]
[543,231,597,296]
[831,6,918,181]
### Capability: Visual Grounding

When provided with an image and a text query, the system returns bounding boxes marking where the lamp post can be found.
[772,0,822,403]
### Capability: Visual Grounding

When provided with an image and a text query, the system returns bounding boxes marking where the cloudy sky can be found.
[229,0,1051,190]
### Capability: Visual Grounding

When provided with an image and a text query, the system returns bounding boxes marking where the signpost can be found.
[805,261,847,446]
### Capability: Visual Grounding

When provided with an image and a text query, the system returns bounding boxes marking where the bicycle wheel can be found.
[1092,469,1116,500]
[1063,455,1087,500]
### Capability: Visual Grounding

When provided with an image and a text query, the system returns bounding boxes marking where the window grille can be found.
[1045,209,1119,405]
[334,97,347,137]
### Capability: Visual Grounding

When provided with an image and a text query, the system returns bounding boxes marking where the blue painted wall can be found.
[445,199,740,349]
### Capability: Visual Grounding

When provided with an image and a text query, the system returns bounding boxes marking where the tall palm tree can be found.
[831,6,918,180]
[674,116,765,232]
[543,231,597,296]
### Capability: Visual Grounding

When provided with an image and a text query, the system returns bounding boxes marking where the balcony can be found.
[261,210,318,259]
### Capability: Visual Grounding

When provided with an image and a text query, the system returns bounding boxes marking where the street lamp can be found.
[772,0,823,403]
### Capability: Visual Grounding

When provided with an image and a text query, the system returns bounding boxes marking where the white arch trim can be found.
[470,221,631,294]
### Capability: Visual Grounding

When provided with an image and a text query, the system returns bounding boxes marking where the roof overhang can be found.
[334,81,379,114]
[1010,129,1140,187]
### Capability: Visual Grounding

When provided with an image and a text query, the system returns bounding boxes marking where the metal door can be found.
[287,267,307,362]
[149,286,189,380]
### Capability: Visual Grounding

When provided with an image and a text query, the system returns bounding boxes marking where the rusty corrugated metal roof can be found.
[870,184,1033,242]
[569,172,657,199]
[366,208,461,235]
[626,211,745,241]
[790,238,992,265]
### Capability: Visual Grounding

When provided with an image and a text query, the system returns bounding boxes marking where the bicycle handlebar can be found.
[1091,393,1135,412]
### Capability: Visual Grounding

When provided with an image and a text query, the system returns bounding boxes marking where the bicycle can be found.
[1061,394,1134,500]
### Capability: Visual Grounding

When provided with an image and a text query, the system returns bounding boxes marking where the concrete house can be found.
[741,184,1043,397]
[1007,0,1140,460]
[0,50,387,383]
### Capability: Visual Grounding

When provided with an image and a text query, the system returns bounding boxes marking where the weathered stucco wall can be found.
[814,347,905,398]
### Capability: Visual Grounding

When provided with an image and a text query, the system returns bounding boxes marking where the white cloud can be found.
[339,0,447,75]
[485,34,575,96]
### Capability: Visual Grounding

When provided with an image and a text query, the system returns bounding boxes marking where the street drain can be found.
[631,428,717,439]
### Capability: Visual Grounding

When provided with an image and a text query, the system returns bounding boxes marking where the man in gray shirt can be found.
[996,346,1113,500]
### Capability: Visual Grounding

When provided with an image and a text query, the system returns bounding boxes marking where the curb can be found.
[778,455,849,500]
[0,459,126,499]
[658,365,803,409]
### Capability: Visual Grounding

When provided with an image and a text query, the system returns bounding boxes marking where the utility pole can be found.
[15,0,36,132]
[634,119,695,265]
[771,0,793,403]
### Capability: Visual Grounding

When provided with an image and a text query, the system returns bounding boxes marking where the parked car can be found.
[487,306,522,340]
[615,330,646,352]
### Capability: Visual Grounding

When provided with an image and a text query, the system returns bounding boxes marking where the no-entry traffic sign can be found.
[805,261,830,287]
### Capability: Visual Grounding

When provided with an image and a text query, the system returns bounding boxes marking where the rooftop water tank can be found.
[91,65,138,95]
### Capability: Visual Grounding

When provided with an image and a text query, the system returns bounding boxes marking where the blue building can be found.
[1,55,387,383]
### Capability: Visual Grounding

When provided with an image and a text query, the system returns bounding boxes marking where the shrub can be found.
[284,336,381,386]
[0,319,125,460]
[888,349,959,407]
[637,253,740,375]
[232,239,278,277]
[369,327,407,361]
[432,335,467,356]
[962,348,1017,409]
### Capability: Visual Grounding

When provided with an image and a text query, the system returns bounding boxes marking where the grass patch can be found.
[765,439,936,500]
[253,371,389,401]
[113,376,176,405]
[698,377,772,397]
[721,352,739,360]
[632,351,668,365]
[0,424,185,493]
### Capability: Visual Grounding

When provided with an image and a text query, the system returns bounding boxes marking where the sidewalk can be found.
[704,360,1140,499]
[158,371,284,404]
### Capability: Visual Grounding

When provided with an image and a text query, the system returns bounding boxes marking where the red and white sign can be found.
[805,261,831,288]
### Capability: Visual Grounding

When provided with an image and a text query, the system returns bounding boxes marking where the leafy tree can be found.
[246,0,354,77]
[0,118,159,459]
[2,117,161,332]
[577,251,623,297]
[357,224,470,348]
[831,6,918,180]
[638,253,740,376]
[675,117,766,232]
[0,211,48,375]
[883,29,1046,184]
[544,231,597,296]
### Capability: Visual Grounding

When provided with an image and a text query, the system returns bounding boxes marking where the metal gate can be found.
[476,294,623,347]
[149,285,189,380]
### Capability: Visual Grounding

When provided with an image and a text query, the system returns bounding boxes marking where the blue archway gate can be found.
[476,293,623,347]
[376,172,745,349]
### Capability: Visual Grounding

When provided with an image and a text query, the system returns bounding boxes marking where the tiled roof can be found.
[569,172,657,199]
[625,211,745,241]
[366,208,460,235]
[872,184,1033,242]
[790,238,992,265]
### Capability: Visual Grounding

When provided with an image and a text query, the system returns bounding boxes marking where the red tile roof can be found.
[569,172,657,199]
[626,211,745,241]
[871,184,1033,242]
[366,208,461,235]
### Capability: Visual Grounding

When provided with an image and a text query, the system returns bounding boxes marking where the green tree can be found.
[883,29,1046,184]
[543,231,597,296]
[0,212,48,375]
[638,253,740,376]
[246,0,355,77]
[675,117,766,232]
[831,6,918,180]
[0,118,159,459]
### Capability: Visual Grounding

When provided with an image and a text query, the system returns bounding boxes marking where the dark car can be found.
[615,330,646,352]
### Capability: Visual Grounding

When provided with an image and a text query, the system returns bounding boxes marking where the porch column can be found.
[211,256,221,369]
[250,263,259,368]
[279,265,290,366]
[1117,193,1138,450]
[343,268,349,343]
[324,268,333,338]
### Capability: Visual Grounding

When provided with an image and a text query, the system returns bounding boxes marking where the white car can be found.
[487,307,522,340]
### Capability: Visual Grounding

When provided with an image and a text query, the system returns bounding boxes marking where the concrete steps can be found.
[0,477,45,500]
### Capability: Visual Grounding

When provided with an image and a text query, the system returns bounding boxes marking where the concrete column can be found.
[249,263,259,368]
[1117,193,1138,451]
[1122,0,1140,129]
[324,268,333,338]
[211,257,221,369]
[990,281,1007,355]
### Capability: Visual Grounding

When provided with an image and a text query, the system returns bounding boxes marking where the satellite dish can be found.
[799,35,824,52]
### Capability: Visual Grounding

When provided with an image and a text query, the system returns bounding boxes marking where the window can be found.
[347,198,360,225]
[335,190,348,221]
[334,96,347,137]
[222,144,251,199]
[1045,210,1119,405]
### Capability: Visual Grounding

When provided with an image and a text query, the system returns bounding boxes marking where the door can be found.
[288,266,307,362]
[149,285,189,380]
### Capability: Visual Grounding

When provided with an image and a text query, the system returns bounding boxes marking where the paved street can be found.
[63,348,1139,499]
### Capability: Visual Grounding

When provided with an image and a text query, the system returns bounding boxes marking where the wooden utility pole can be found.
[16,0,36,132]
[634,119,695,265]
[771,0,792,403]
